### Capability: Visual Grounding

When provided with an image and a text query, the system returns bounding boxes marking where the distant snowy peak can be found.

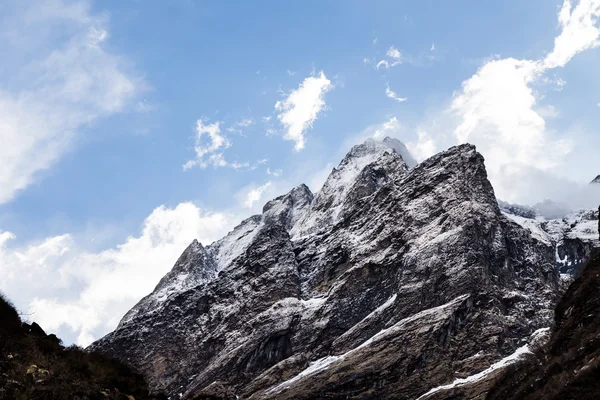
[502,207,599,274]
[290,137,411,239]
[499,199,571,220]
[592,175,600,184]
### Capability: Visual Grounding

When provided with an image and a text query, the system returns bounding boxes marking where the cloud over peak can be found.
[449,0,600,204]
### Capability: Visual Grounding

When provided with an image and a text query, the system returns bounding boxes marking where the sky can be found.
[1,0,600,346]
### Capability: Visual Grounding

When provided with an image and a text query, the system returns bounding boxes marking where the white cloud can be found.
[287,70,296,76]
[266,167,283,177]
[385,83,408,103]
[183,119,231,170]
[375,46,403,70]
[242,181,272,208]
[430,42,436,51]
[376,60,390,70]
[0,203,237,346]
[407,131,437,161]
[236,118,254,127]
[544,0,600,69]
[387,46,402,61]
[370,116,402,139]
[447,0,600,204]
[0,0,143,204]
[275,71,333,150]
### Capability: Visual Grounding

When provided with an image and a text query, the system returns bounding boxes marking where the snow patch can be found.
[269,294,469,395]
[415,328,550,400]
[209,217,262,270]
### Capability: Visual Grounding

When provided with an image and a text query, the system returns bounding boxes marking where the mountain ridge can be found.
[90,138,594,399]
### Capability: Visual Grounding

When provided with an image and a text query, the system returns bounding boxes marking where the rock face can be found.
[591,175,600,184]
[92,138,571,399]
[487,250,600,400]
[500,205,599,276]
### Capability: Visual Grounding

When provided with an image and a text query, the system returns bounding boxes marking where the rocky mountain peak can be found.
[91,139,573,400]
[262,184,313,230]
[592,175,600,184]
[117,237,217,329]
[290,137,412,239]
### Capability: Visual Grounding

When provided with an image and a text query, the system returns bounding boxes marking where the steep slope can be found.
[487,250,600,400]
[591,175,600,184]
[500,205,599,276]
[0,293,164,400]
[92,138,562,400]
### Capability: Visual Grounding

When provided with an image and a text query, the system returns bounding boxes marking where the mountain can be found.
[487,250,600,399]
[592,175,600,184]
[0,293,164,400]
[499,203,599,276]
[91,138,594,399]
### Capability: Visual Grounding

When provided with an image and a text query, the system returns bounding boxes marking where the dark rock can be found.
[90,139,571,399]
[488,251,600,400]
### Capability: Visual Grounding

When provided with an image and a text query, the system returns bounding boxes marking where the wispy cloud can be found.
[274,71,333,150]
[266,167,283,177]
[0,0,144,205]
[385,83,407,102]
[375,46,403,70]
[183,119,231,170]
[242,181,272,208]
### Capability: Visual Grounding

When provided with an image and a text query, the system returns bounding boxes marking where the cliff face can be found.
[487,251,600,400]
[91,138,570,399]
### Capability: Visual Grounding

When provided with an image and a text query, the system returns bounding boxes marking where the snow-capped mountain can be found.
[592,175,600,184]
[499,203,599,276]
[91,138,597,400]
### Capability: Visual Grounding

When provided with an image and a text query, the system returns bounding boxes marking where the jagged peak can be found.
[152,238,216,294]
[290,138,413,239]
[592,175,600,184]
[343,137,414,166]
[262,184,313,214]
[261,184,314,231]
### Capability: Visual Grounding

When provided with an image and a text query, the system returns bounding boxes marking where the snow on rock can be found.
[290,137,410,239]
[503,213,553,246]
[269,295,471,396]
[207,215,262,271]
[415,345,532,400]
[415,327,550,400]
[502,205,599,274]
[91,139,566,400]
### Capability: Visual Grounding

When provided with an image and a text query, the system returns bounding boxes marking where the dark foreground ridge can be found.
[487,250,600,400]
[0,293,165,400]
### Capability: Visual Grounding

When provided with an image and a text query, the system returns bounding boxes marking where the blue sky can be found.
[1,0,600,345]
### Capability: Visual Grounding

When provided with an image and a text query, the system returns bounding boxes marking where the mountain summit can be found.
[91,138,591,399]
